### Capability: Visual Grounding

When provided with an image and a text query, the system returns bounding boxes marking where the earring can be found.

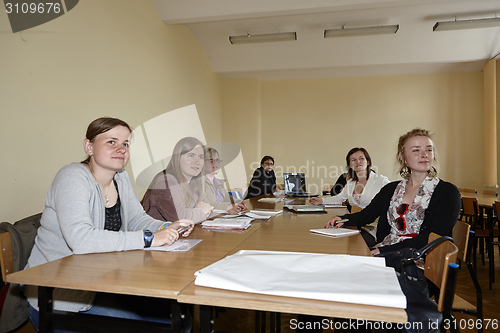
[400,166,410,179]
[89,152,93,156]
[427,166,437,178]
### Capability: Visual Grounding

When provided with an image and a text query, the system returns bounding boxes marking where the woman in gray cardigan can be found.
[25,117,194,331]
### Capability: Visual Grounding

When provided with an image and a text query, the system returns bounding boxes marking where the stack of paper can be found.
[250,209,283,216]
[284,205,325,213]
[202,218,253,230]
[194,250,406,309]
[257,197,285,203]
[310,228,360,237]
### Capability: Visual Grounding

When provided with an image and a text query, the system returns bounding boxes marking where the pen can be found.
[178,226,191,235]
[333,218,349,227]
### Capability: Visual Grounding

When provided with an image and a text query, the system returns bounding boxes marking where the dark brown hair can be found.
[345,147,372,181]
[82,117,132,164]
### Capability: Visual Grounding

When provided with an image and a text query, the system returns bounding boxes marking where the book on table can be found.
[284,205,326,213]
[201,218,253,230]
[249,209,283,216]
[309,228,360,237]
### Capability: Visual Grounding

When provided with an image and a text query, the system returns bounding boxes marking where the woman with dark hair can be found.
[142,137,214,224]
[245,156,277,199]
[25,117,194,331]
[327,129,461,255]
[311,148,389,209]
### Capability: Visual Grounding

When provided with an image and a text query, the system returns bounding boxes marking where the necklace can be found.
[104,183,111,208]
[87,163,113,207]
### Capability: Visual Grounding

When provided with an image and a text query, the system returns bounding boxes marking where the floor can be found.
[13,249,500,333]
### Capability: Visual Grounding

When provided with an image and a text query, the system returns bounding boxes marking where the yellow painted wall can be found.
[222,72,484,194]
[0,0,222,222]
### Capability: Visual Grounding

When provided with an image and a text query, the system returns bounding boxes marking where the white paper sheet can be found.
[195,250,406,309]
[144,239,203,251]
[310,228,360,237]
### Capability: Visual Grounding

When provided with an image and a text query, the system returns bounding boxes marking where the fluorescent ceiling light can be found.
[433,17,500,31]
[229,32,296,44]
[324,25,399,38]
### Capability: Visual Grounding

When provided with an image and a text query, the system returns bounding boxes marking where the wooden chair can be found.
[482,190,498,197]
[458,188,477,194]
[461,197,489,270]
[350,206,362,214]
[452,221,483,332]
[489,202,500,289]
[425,233,460,332]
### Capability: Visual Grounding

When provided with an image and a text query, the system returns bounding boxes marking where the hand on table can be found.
[310,197,323,205]
[325,216,344,229]
[152,219,194,247]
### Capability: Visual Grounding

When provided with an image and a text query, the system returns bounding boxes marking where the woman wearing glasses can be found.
[142,137,214,224]
[245,156,277,199]
[204,147,248,213]
[326,129,461,255]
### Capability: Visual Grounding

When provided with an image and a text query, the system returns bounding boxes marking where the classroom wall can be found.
[0,0,222,222]
[222,72,484,194]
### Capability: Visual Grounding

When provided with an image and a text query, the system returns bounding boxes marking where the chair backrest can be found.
[0,232,13,282]
[458,188,477,194]
[452,221,470,263]
[229,188,243,201]
[350,206,362,214]
[461,197,478,217]
[482,190,498,197]
[425,232,459,312]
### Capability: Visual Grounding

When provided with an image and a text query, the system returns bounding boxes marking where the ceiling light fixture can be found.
[229,32,297,44]
[324,24,399,38]
[433,17,500,31]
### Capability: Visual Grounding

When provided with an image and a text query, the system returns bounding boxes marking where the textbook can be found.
[284,205,326,214]
[310,228,360,237]
[222,213,271,220]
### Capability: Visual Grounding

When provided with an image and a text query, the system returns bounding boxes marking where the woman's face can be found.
[205,152,221,175]
[402,136,434,174]
[84,125,131,173]
[349,150,368,174]
[180,145,205,181]
[261,159,274,172]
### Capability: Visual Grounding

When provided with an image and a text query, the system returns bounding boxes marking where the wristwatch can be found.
[143,230,154,248]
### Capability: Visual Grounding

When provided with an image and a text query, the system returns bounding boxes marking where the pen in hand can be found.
[332,218,349,228]
[178,226,191,235]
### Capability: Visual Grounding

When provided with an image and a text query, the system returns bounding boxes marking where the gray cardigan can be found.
[25,163,165,312]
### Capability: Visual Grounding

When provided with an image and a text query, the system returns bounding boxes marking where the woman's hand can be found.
[370,247,380,256]
[310,197,323,205]
[227,201,248,214]
[197,202,214,217]
[151,219,194,247]
[325,216,344,229]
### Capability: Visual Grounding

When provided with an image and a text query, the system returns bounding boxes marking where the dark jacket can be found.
[0,213,41,333]
[245,167,276,199]
[341,180,460,253]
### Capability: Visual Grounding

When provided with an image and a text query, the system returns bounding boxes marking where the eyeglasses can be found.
[206,158,223,163]
[264,162,274,166]
[395,203,408,231]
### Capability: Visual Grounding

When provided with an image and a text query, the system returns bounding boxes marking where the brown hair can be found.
[165,137,206,207]
[82,117,132,164]
[345,147,373,181]
[396,128,437,178]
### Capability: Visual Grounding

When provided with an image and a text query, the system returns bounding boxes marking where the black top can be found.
[104,180,122,232]
[341,179,461,253]
[246,167,277,199]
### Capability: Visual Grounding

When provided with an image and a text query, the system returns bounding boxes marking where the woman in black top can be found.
[245,156,277,199]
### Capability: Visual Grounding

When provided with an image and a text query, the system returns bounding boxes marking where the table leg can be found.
[200,305,213,333]
[38,286,54,333]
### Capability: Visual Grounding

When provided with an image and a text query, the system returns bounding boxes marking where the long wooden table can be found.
[7,196,407,332]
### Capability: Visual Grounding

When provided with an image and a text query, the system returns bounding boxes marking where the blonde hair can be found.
[165,137,206,207]
[396,129,437,178]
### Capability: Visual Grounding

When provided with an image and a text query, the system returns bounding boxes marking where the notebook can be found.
[283,173,318,197]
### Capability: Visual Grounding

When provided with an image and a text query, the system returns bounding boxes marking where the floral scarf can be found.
[380,176,440,247]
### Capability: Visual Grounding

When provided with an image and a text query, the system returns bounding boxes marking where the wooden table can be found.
[7,195,407,332]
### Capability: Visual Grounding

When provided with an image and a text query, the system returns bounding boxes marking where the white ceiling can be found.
[152,0,500,80]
